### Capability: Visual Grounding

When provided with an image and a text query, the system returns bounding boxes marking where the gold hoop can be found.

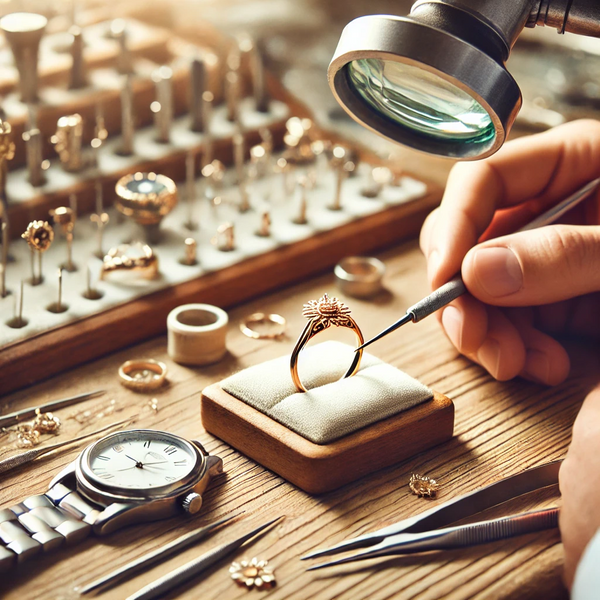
[289,294,364,393]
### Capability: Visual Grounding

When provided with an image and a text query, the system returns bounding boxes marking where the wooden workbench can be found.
[1,239,598,600]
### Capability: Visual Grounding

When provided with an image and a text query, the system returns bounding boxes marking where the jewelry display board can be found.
[0,12,442,394]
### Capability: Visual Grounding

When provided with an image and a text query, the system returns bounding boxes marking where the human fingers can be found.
[559,385,600,589]
[427,119,600,289]
[462,224,600,306]
[439,295,488,356]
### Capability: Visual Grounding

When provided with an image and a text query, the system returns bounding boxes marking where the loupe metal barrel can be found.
[328,15,522,160]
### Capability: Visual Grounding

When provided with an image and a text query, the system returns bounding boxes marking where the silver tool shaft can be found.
[119,75,135,156]
[127,517,283,600]
[0,13,47,103]
[307,507,559,569]
[22,127,46,187]
[69,25,87,89]
[251,42,269,113]
[153,66,173,144]
[190,58,206,133]
[233,129,245,185]
[185,151,197,230]
[357,177,600,351]
[80,516,235,594]
[0,389,105,428]
[303,461,561,560]
[225,70,240,124]
[111,19,133,75]
[201,91,214,166]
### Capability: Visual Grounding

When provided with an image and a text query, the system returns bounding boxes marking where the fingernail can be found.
[477,339,500,378]
[442,306,462,349]
[427,250,442,286]
[523,350,550,384]
[473,247,523,297]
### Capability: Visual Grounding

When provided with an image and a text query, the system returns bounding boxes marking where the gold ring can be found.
[240,313,287,339]
[100,242,159,280]
[115,172,178,226]
[289,294,363,392]
[118,359,167,392]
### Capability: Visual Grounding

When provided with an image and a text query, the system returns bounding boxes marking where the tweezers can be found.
[303,461,561,569]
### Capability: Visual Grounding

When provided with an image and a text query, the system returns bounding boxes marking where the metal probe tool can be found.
[356,176,600,351]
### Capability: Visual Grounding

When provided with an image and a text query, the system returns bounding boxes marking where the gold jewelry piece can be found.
[240,313,286,340]
[100,242,159,280]
[118,359,167,392]
[230,558,275,589]
[115,172,178,226]
[212,222,235,252]
[409,473,440,498]
[290,294,364,393]
[22,220,54,285]
[9,409,61,448]
[51,113,84,172]
[179,237,198,266]
[50,206,76,272]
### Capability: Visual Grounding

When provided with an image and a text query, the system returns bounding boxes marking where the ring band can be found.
[118,359,167,392]
[334,256,385,298]
[100,242,159,280]
[240,313,287,339]
[290,294,363,392]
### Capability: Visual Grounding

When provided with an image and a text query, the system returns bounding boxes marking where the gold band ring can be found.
[100,242,159,280]
[290,294,364,392]
[118,359,167,392]
[240,313,287,339]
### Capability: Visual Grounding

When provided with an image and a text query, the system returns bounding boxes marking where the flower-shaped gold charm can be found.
[230,558,276,589]
[409,473,440,498]
[302,293,352,329]
[22,220,54,252]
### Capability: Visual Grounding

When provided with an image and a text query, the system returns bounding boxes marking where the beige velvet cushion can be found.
[221,341,433,444]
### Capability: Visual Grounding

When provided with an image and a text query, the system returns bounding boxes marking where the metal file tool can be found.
[302,461,561,569]
[357,176,600,351]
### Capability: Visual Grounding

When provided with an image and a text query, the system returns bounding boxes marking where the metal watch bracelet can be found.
[0,482,99,572]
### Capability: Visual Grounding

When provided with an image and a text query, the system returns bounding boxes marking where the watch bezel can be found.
[76,429,207,504]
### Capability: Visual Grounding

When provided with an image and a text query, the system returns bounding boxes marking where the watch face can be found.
[85,430,199,492]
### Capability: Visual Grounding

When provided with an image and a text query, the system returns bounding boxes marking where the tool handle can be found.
[406,277,466,322]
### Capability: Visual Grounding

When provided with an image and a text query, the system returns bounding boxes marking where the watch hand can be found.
[141,460,169,466]
[125,454,140,463]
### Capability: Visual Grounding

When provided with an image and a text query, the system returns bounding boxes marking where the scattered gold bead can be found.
[409,473,440,498]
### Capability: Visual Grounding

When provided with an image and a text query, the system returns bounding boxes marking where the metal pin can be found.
[293,177,309,225]
[202,160,224,199]
[184,151,198,230]
[256,208,271,237]
[190,58,206,133]
[69,25,87,89]
[47,268,68,313]
[225,70,240,124]
[50,206,76,272]
[214,222,235,252]
[0,13,47,103]
[233,128,245,185]
[51,113,84,172]
[179,237,197,266]
[91,103,108,168]
[0,119,14,210]
[95,180,103,214]
[118,74,135,156]
[152,66,173,144]
[1,222,8,297]
[90,212,109,259]
[69,193,78,217]
[111,19,133,75]
[201,91,214,167]
[22,127,47,187]
[82,264,103,300]
[6,280,26,328]
[329,161,354,211]
[239,179,251,213]
[251,41,269,113]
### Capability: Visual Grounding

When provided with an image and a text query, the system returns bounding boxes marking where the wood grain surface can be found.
[1,239,599,600]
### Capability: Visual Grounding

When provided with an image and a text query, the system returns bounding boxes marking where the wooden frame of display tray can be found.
[0,169,441,394]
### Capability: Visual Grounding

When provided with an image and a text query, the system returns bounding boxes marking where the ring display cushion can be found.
[220,341,433,444]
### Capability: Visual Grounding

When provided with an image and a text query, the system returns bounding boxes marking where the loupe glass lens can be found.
[347,58,495,146]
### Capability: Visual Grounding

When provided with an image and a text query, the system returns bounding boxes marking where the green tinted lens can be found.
[347,58,495,145]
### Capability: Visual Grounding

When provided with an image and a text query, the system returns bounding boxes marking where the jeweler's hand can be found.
[559,385,600,588]
[420,119,600,384]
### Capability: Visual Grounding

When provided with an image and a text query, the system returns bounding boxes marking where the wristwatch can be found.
[0,429,223,572]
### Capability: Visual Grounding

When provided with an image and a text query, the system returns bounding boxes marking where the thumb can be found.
[462,225,600,306]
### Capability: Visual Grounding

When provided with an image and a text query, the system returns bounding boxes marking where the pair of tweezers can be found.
[303,461,561,569]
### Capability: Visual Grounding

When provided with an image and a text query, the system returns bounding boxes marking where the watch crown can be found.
[181,492,203,514]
